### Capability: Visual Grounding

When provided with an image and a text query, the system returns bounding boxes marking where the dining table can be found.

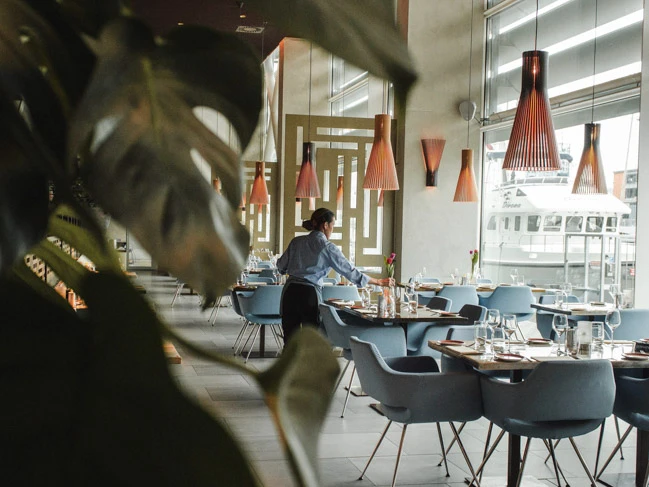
[532,301,616,316]
[429,339,649,487]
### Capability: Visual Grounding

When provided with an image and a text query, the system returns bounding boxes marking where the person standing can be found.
[277,207,393,344]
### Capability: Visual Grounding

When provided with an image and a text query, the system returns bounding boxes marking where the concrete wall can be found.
[395,0,483,281]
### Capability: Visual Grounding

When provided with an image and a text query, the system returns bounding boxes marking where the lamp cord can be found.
[260,25,265,158]
[466,0,474,147]
[307,43,312,142]
[591,0,598,123]
[534,0,539,50]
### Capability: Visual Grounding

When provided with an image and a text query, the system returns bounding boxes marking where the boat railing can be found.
[498,176,569,189]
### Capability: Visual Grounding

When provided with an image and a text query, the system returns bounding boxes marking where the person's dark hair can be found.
[302,207,335,231]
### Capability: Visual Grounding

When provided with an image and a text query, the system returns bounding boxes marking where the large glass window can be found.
[481,0,641,302]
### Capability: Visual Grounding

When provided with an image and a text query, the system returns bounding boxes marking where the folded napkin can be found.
[530,355,576,362]
[332,300,355,305]
[431,310,459,316]
[447,345,482,355]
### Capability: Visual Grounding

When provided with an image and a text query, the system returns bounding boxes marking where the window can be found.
[627,173,638,184]
[527,215,541,232]
[606,217,618,232]
[514,216,521,231]
[566,216,583,233]
[625,187,638,199]
[504,217,510,230]
[543,215,562,232]
[586,217,604,233]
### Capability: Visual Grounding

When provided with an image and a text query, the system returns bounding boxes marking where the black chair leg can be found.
[435,422,450,477]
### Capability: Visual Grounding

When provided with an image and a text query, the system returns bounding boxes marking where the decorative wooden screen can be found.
[242,160,277,250]
[283,114,395,273]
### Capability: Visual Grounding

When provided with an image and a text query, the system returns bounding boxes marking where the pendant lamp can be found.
[454,149,479,202]
[336,176,344,212]
[363,114,399,190]
[296,43,321,200]
[377,189,384,207]
[249,161,269,206]
[212,178,222,194]
[421,138,445,187]
[295,142,321,198]
[454,0,478,202]
[240,191,246,210]
[572,1,607,194]
[502,50,560,171]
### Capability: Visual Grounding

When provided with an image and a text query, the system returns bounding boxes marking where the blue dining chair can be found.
[613,308,649,340]
[245,276,275,285]
[350,336,483,487]
[319,303,405,418]
[321,285,361,302]
[258,269,277,279]
[479,360,615,486]
[406,296,452,354]
[436,285,479,313]
[230,289,254,353]
[481,285,535,321]
[236,285,284,362]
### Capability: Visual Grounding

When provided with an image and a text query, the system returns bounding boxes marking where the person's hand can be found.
[380,277,395,287]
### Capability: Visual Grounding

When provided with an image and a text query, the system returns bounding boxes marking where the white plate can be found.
[495,353,525,362]
[623,352,649,361]
[527,338,553,346]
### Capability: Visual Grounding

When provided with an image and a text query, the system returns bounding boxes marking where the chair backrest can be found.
[484,286,535,319]
[238,285,283,316]
[426,296,452,311]
[476,278,493,284]
[258,269,276,279]
[538,293,580,305]
[436,286,479,312]
[614,376,649,425]
[458,303,487,323]
[246,276,275,284]
[231,290,253,317]
[408,277,441,284]
[321,285,361,301]
[614,308,649,340]
[446,326,475,341]
[482,360,615,423]
[256,262,273,269]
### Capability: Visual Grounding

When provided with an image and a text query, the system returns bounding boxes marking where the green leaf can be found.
[0,95,50,273]
[69,19,258,301]
[77,272,259,485]
[54,0,123,38]
[247,0,417,103]
[258,328,340,487]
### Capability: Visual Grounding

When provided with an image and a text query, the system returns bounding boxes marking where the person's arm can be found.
[325,243,394,287]
[276,245,290,275]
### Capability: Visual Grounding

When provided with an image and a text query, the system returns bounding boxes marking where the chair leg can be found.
[542,440,570,486]
[450,422,481,487]
[479,422,494,483]
[235,321,254,355]
[209,296,223,325]
[333,360,351,395]
[437,421,467,466]
[547,438,562,487]
[358,420,392,480]
[341,365,356,418]
[568,437,598,486]
[391,424,408,487]
[543,439,561,464]
[244,324,261,363]
[516,437,531,487]
[597,424,633,479]
[594,419,606,479]
[614,415,625,460]
[232,320,249,354]
[170,282,184,307]
[435,422,450,477]
[472,428,505,482]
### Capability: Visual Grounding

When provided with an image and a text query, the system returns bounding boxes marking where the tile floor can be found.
[139,272,637,486]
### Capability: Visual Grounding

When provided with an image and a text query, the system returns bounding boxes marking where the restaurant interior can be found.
[10,0,649,486]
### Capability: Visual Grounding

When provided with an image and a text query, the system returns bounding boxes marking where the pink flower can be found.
[387,252,396,265]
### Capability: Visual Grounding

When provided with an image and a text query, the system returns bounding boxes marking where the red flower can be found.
[386,252,396,265]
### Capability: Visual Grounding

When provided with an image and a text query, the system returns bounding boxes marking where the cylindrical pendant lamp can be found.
[363,114,399,190]
[295,142,321,198]
[421,138,445,187]
[502,51,561,172]
[249,161,269,206]
[454,149,478,202]
[336,176,344,211]
[572,123,607,194]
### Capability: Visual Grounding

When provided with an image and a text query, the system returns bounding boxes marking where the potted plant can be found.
[0,0,416,484]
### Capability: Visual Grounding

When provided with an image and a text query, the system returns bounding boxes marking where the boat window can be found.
[606,217,617,232]
[527,215,541,232]
[566,216,583,233]
[487,216,497,230]
[543,215,562,232]
[586,217,604,233]
[504,217,509,230]
[514,216,521,231]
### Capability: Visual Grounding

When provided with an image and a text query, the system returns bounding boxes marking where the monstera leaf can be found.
[247,0,417,103]
[52,0,122,38]
[69,19,262,302]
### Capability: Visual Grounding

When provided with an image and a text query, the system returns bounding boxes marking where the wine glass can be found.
[405,286,418,313]
[510,268,519,285]
[605,309,622,347]
[552,314,569,355]
[421,267,427,278]
[502,314,518,352]
[360,288,372,308]
[272,267,280,283]
[486,309,500,344]
[450,268,459,284]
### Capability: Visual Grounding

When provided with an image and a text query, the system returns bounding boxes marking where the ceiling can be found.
[130,0,285,60]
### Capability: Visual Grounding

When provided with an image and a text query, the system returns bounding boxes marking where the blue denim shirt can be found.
[277,231,370,288]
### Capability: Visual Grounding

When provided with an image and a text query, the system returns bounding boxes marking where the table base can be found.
[344,385,367,397]
[466,475,546,486]
[597,473,637,487]
[369,403,384,416]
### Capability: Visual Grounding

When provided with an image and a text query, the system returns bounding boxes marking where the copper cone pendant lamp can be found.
[363,114,399,190]
[502,50,561,171]
[336,176,344,212]
[454,149,479,202]
[572,124,606,194]
[295,142,321,198]
[212,178,222,194]
[249,161,269,206]
[421,138,445,187]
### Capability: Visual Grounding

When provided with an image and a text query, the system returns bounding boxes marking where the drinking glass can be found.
[555,290,565,309]
[517,274,525,286]
[486,308,500,343]
[502,314,518,352]
[242,269,249,285]
[405,287,418,313]
[561,282,573,297]
[474,321,488,353]
[413,272,422,287]
[552,314,569,355]
[272,267,280,283]
[421,267,427,277]
[361,288,372,308]
[491,326,506,354]
[609,284,620,306]
[450,268,459,284]
[510,268,519,285]
[605,309,622,347]
[591,321,604,351]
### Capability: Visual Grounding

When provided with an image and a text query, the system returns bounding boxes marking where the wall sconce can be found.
[421,138,445,187]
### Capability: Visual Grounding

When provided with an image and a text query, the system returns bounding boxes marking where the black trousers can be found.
[281,282,320,344]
